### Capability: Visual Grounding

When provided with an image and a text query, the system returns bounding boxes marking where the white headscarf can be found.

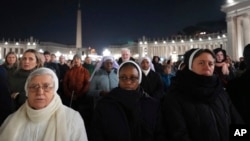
[24,67,59,96]
[188,49,201,70]
[118,60,142,84]
[89,56,119,81]
[139,56,155,72]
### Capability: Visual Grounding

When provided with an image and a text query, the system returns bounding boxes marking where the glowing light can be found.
[55,51,61,57]
[227,0,234,4]
[38,49,44,53]
[103,49,111,56]
[200,32,206,35]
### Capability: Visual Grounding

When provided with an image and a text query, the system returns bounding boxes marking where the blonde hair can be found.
[22,49,43,68]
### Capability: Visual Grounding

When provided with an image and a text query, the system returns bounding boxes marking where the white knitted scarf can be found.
[0,94,67,141]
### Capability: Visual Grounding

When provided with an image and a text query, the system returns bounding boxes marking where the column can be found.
[226,16,238,60]
[236,17,244,59]
[243,14,250,45]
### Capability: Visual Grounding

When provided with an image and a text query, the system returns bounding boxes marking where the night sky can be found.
[0,0,226,53]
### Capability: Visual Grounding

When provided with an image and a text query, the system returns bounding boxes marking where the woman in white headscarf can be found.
[139,56,164,100]
[157,48,243,141]
[0,68,88,141]
[88,56,119,107]
[91,60,160,141]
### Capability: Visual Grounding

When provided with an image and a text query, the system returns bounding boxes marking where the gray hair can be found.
[24,67,59,96]
[121,48,131,54]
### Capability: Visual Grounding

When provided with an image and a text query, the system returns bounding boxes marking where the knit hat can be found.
[243,44,250,68]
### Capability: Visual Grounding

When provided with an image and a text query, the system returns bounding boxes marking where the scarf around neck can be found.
[173,69,223,103]
[0,94,68,141]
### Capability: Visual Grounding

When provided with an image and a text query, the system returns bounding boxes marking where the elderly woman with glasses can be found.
[91,61,160,141]
[0,68,88,141]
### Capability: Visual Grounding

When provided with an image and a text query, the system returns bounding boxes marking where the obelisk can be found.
[76,0,82,56]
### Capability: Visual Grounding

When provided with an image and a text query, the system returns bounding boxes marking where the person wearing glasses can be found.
[91,60,160,141]
[0,68,88,141]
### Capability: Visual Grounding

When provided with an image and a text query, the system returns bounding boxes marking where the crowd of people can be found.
[0,45,249,141]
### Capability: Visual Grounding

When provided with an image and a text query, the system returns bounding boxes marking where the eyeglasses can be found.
[104,61,113,65]
[119,76,139,83]
[28,84,54,92]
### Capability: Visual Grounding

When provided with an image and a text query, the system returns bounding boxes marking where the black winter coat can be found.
[92,87,160,141]
[0,66,14,125]
[140,70,164,100]
[226,69,250,124]
[159,69,243,141]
